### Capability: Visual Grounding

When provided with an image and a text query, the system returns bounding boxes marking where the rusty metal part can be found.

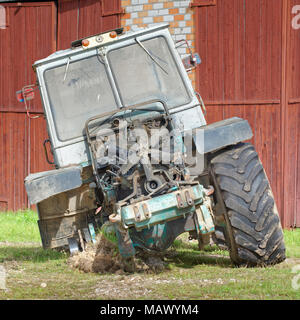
[185,190,194,206]
[133,206,141,222]
[204,185,215,196]
[78,229,85,251]
[109,213,121,223]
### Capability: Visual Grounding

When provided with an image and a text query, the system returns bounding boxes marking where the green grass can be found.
[284,229,300,258]
[0,210,299,300]
[0,210,40,243]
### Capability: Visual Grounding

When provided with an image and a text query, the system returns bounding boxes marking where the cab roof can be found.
[33,23,170,69]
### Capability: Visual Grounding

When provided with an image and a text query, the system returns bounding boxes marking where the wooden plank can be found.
[57,0,79,50]
[281,0,289,227]
[285,0,300,227]
[205,100,281,106]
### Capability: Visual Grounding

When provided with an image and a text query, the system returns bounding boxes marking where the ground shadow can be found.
[165,249,232,269]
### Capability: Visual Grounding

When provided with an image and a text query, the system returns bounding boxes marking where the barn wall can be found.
[283,0,300,227]
[0,0,121,211]
[0,2,56,210]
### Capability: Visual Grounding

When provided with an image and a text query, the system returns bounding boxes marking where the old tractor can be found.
[24,24,285,266]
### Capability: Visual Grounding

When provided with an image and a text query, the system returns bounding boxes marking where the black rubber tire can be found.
[210,143,286,266]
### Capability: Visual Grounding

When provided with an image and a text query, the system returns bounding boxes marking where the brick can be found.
[122,0,131,6]
[179,21,186,27]
[143,16,154,24]
[169,8,179,14]
[131,5,143,12]
[123,13,131,20]
[182,27,192,34]
[180,1,190,7]
[133,18,143,24]
[164,15,174,22]
[174,15,185,21]
[158,9,169,15]
[138,11,148,17]
[164,2,174,8]
[125,6,133,13]
[169,21,179,28]
[131,12,139,18]
[153,16,164,23]
[173,28,182,35]
[153,3,164,10]
[186,20,193,27]
[184,14,192,20]
[143,4,153,10]
[148,10,159,17]
[132,0,148,4]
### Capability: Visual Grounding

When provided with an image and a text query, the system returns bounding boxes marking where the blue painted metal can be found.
[129,213,196,253]
[88,223,97,244]
[114,224,136,258]
[198,205,215,234]
[121,184,204,230]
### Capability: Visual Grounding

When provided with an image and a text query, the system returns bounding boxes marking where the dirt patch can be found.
[92,274,234,299]
[68,233,168,274]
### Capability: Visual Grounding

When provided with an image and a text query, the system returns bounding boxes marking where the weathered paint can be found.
[0,0,121,211]
[0,2,55,210]
[121,184,204,230]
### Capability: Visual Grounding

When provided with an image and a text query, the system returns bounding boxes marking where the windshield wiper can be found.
[63,57,71,82]
[135,38,168,75]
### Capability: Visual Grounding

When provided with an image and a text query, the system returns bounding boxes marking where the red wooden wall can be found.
[194,0,300,227]
[284,0,300,228]
[0,0,121,211]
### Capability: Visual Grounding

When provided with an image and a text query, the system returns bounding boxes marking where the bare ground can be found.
[68,233,168,274]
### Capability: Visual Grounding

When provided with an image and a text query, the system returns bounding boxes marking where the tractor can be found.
[23,24,286,266]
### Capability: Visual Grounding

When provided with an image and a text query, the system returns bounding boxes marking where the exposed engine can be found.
[85,104,215,257]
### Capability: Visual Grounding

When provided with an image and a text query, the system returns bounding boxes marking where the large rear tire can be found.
[210,143,286,266]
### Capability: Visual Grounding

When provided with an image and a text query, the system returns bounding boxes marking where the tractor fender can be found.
[193,117,253,154]
[25,166,83,205]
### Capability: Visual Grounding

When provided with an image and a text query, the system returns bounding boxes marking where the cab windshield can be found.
[44,55,117,141]
[44,36,190,142]
[108,36,190,109]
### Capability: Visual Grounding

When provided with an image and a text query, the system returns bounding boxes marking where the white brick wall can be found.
[121,0,196,84]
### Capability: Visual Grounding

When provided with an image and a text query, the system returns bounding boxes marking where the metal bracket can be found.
[82,228,92,243]
[68,238,79,255]
[43,139,55,165]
